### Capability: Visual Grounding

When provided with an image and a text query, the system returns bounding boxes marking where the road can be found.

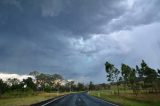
[39,92,118,106]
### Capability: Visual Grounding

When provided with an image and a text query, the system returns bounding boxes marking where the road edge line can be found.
[41,95,66,106]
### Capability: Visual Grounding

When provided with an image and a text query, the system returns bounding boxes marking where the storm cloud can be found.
[0,0,160,83]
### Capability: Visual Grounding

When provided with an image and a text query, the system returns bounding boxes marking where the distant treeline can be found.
[0,71,107,96]
[105,60,160,95]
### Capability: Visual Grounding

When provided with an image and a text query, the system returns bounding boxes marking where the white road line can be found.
[41,95,66,106]
[91,96,119,106]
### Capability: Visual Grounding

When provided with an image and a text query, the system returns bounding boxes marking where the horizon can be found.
[0,0,160,84]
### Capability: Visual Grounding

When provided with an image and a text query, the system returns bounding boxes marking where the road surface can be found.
[38,92,118,106]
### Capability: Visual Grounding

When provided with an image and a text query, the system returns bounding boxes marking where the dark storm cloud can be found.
[106,0,160,32]
[0,0,160,83]
[0,0,127,37]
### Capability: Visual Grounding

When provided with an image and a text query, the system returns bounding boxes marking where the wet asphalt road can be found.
[42,92,118,106]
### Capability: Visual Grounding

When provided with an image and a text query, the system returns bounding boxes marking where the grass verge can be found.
[0,92,68,106]
[89,90,160,106]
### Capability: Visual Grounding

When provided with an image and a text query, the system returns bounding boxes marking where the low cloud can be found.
[0,73,34,81]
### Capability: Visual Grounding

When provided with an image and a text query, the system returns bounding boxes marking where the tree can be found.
[23,77,36,91]
[105,61,120,94]
[29,71,40,77]
[77,83,85,91]
[34,72,64,91]
[105,62,115,82]
[7,78,20,86]
[121,64,131,84]
[66,81,75,92]
[136,65,143,80]
[52,74,63,80]
[6,78,24,90]
[89,81,95,91]
[44,85,52,92]
[140,60,158,91]
[121,64,138,94]
[0,79,8,95]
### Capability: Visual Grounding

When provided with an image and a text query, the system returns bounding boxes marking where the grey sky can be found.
[0,0,160,83]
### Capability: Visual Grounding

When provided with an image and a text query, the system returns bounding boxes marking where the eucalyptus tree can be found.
[140,60,158,92]
[105,61,120,94]
[121,64,137,94]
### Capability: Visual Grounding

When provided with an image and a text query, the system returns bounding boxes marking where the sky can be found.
[0,0,160,83]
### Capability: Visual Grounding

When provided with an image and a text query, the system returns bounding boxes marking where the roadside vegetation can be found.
[0,92,67,106]
[90,90,160,106]
[89,60,160,106]
[0,71,87,106]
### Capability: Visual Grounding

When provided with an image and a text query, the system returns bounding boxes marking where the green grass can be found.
[89,90,160,106]
[0,92,68,106]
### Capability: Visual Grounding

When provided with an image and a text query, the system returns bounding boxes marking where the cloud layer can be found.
[0,73,34,81]
[0,0,160,83]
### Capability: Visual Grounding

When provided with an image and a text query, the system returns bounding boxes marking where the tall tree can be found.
[140,60,158,90]
[121,64,131,83]
[105,61,120,94]
[121,63,138,94]
[105,62,115,82]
